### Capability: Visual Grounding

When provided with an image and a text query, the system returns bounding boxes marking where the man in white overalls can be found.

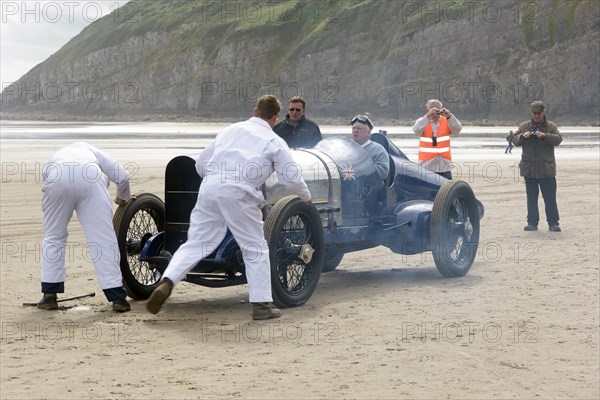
[38,142,132,312]
[146,95,312,320]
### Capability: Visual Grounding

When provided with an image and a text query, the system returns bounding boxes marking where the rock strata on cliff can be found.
[2,0,598,124]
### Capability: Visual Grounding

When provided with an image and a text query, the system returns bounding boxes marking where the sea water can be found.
[1,120,598,165]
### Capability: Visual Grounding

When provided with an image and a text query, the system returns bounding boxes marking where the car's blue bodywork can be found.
[138,133,483,277]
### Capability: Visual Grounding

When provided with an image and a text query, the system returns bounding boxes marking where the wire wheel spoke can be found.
[445,197,471,262]
[275,213,315,293]
[126,209,161,285]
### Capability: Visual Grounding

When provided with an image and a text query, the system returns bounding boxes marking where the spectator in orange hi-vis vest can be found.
[412,99,462,179]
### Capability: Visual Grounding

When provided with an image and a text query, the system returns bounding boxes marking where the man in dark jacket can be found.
[274,96,322,148]
[512,101,562,232]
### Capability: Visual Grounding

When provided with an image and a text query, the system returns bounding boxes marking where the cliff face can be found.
[2,0,599,124]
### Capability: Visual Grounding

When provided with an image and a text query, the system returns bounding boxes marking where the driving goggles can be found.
[351,115,373,130]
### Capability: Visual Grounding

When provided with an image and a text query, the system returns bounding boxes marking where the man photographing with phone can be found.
[512,101,562,232]
[412,99,463,179]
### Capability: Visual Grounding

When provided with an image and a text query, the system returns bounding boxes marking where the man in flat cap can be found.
[512,101,563,232]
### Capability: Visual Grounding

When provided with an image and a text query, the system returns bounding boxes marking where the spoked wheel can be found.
[113,193,165,299]
[431,180,480,278]
[264,196,324,308]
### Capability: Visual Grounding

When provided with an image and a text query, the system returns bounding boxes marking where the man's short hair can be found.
[256,95,281,119]
[426,99,443,109]
[288,96,306,110]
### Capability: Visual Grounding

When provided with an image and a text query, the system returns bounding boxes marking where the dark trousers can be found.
[525,177,560,227]
[41,282,126,302]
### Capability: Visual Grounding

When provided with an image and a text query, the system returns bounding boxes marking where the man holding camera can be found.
[412,99,462,179]
[512,101,562,232]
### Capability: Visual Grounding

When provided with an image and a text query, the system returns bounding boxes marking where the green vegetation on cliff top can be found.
[38,0,589,77]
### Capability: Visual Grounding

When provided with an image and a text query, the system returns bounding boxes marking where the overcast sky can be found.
[1,0,129,84]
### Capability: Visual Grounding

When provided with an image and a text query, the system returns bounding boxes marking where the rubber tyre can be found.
[322,246,344,273]
[430,180,480,278]
[113,193,165,299]
[264,196,324,308]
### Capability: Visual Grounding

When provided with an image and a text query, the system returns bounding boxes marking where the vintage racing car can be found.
[113,133,484,308]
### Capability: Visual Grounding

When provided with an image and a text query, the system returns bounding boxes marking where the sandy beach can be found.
[1,134,599,399]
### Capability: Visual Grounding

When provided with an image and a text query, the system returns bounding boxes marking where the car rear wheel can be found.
[264,196,324,307]
[430,180,480,278]
[113,193,165,299]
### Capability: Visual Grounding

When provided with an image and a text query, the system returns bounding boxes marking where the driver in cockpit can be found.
[350,114,390,180]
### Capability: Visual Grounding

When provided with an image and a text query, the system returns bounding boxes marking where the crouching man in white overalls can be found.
[38,142,132,312]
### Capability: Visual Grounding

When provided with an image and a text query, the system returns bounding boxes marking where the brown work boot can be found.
[36,293,58,310]
[252,302,282,320]
[146,278,173,314]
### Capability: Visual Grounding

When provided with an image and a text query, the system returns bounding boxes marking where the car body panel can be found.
[139,134,484,271]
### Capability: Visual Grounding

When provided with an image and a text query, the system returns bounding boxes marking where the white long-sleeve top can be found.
[196,117,311,205]
[412,114,463,137]
[43,142,131,200]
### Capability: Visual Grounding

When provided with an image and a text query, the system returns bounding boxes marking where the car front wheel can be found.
[430,180,480,278]
[264,196,324,307]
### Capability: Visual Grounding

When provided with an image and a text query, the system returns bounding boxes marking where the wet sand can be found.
[0,137,599,399]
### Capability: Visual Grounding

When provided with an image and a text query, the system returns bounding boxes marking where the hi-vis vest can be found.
[418,117,452,161]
